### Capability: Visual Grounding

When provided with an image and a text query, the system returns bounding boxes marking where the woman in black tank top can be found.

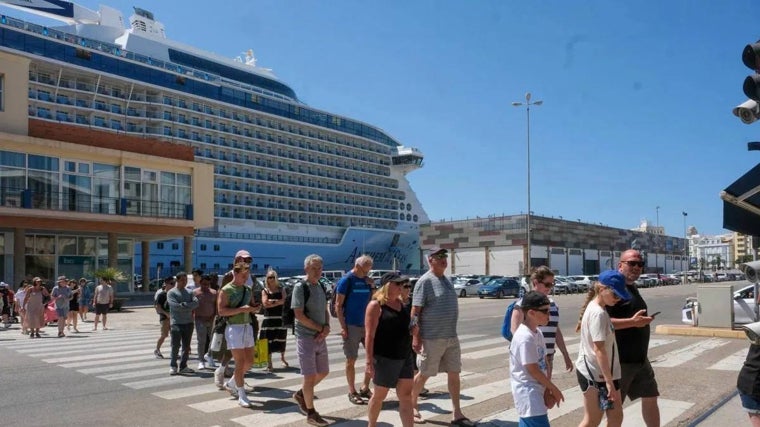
[365,273,414,427]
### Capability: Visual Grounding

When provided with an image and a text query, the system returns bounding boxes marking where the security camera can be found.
[733,100,760,124]
[742,321,760,344]
[741,260,760,283]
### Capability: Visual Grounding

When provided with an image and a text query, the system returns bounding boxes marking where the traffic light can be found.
[734,41,760,124]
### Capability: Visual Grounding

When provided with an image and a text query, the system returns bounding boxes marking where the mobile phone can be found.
[598,383,614,410]
[650,311,661,318]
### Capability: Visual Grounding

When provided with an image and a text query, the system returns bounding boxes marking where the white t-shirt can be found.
[575,300,620,382]
[509,323,548,417]
[15,289,26,306]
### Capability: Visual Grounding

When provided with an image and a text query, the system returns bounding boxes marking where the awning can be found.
[722,162,760,235]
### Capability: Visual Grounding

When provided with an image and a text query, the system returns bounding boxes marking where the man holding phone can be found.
[606,249,659,427]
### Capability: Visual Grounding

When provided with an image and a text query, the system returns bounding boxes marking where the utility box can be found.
[697,284,735,328]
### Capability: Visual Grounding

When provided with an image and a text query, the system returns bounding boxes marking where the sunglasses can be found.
[540,281,555,288]
[234,268,250,273]
[431,254,448,260]
[241,257,253,263]
[266,276,276,280]
[622,260,645,268]
[531,308,550,314]
[403,285,412,289]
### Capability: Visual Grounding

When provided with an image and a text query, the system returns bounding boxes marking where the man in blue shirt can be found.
[335,254,374,404]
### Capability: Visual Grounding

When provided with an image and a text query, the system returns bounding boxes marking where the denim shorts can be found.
[740,392,760,414]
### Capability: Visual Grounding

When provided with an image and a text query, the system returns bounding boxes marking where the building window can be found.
[157,243,164,249]
[171,243,178,250]
[213,244,220,251]
[200,244,207,251]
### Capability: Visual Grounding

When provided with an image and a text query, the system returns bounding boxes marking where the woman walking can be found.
[365,273,415,427]
[67,279,81,332]
[15,281,29,335]
[575,270,631,427]
[24,277,49,338]
[78,278,91,321]
[259,269,289,372]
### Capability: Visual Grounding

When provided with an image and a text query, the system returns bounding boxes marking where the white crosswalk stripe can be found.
[0,325,744,426]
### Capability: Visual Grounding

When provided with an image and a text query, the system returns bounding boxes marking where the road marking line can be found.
[708,349,746,371]
[479,385,584,424]
[622,398,693,426]
[651,338,728,368]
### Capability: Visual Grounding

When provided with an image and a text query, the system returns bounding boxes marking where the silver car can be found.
[733,284,760,324]
[453,278,482,297]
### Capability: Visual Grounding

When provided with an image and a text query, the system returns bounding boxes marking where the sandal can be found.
[414,411,426,424]
[358,387,373,399]
[450,417,476,427]
[281,360,290,368]
[348,392,365,405]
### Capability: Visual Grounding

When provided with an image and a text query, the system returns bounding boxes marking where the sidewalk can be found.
[656,324,745,425]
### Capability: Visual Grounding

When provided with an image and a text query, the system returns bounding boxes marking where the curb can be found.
[686,389,739,426]
[655,324,746,339]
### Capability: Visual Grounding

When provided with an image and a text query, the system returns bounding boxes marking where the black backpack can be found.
[282,280,326,329]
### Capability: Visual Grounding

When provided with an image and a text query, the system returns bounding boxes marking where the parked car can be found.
[568,275,596,292]
[453,278,482,297]
[732,284,760,324]
[552,280,572,295]
[555,276,579,293]
[477,277,520,299]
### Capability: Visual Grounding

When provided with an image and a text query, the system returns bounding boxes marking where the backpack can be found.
[282,280,326,329]
[329,274,362,318]
[501,301,518,341]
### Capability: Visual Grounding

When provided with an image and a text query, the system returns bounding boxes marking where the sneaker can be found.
[154,349,164,359]
[225,379,239,398]
[179,367,195,375]
[306,411,329,426]
[293,389,308,415]
[238,388,253,407]
[197,361,206,371]
[214,366,225,389]
[169,367,178,375]
[204,353,217,368]
[35,332,41,338]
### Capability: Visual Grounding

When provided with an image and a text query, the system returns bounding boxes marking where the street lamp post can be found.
[513,93,542,276]
[683,211,688,284]
[655,205,660,272]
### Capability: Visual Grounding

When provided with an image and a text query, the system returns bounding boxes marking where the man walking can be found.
[607,249,659,427]
[92,278,114,331]
[411,247,473,426]
[154,276,175,359]
[292,254,330,426]
[167,272,198,375]
[51,276,72,337]
[194,274,217,370]
[335,254,374,404]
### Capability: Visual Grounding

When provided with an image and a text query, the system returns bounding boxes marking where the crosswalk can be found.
[0,325,748,426]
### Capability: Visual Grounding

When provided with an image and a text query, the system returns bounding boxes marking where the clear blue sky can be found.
[3,0,758,237]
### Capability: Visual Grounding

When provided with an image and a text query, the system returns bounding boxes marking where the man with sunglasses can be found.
[606,249,659,427]
[410,247,473,427]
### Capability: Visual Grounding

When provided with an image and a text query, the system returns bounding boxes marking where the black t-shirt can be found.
[155,291,169,320]
[738,344,760,398]
[605,284,649,363]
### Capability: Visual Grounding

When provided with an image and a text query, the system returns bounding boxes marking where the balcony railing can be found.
[0,187,193,220]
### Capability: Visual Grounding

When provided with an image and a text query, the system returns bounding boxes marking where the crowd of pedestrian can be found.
[0,245,663,427]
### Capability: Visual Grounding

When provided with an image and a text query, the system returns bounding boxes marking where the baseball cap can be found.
[57,275,67,281]
[521,290,551,309]
[235,250,252,260]
[0,282,8,288]
[380,272,409,286]
[598,270,631,301]
[163,276,176,283]
[427,246,448,257]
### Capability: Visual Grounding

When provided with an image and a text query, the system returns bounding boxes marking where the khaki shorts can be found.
[417,337,461,377]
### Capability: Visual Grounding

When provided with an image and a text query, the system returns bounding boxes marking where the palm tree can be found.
[92,267,126,283]
[715,255,723,270]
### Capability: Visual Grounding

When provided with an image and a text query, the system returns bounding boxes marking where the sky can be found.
[2,0,758,237]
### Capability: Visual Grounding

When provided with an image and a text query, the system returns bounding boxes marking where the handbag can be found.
[253,337,269,368]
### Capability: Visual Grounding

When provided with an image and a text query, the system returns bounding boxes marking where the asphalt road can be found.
[0,282,747,426]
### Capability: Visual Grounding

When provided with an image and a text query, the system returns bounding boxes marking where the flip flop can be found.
[450,417,476,427]
[414,411,426,424]
[281,360,290,368]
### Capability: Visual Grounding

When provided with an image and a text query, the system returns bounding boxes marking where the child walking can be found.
[510,291,564,427]
[575,270,631,427]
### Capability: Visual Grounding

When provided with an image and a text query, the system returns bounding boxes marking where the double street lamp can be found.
[512,93,542,276]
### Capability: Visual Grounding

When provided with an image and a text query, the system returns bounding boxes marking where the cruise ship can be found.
[0,0,428,277]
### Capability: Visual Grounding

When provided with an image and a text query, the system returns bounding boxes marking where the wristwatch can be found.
[409,315,419,330]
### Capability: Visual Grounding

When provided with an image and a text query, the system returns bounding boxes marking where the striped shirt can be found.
[412,271,458,339]
[516,297,559,355]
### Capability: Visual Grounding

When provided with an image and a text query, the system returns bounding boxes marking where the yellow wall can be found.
[0,51,30,136]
